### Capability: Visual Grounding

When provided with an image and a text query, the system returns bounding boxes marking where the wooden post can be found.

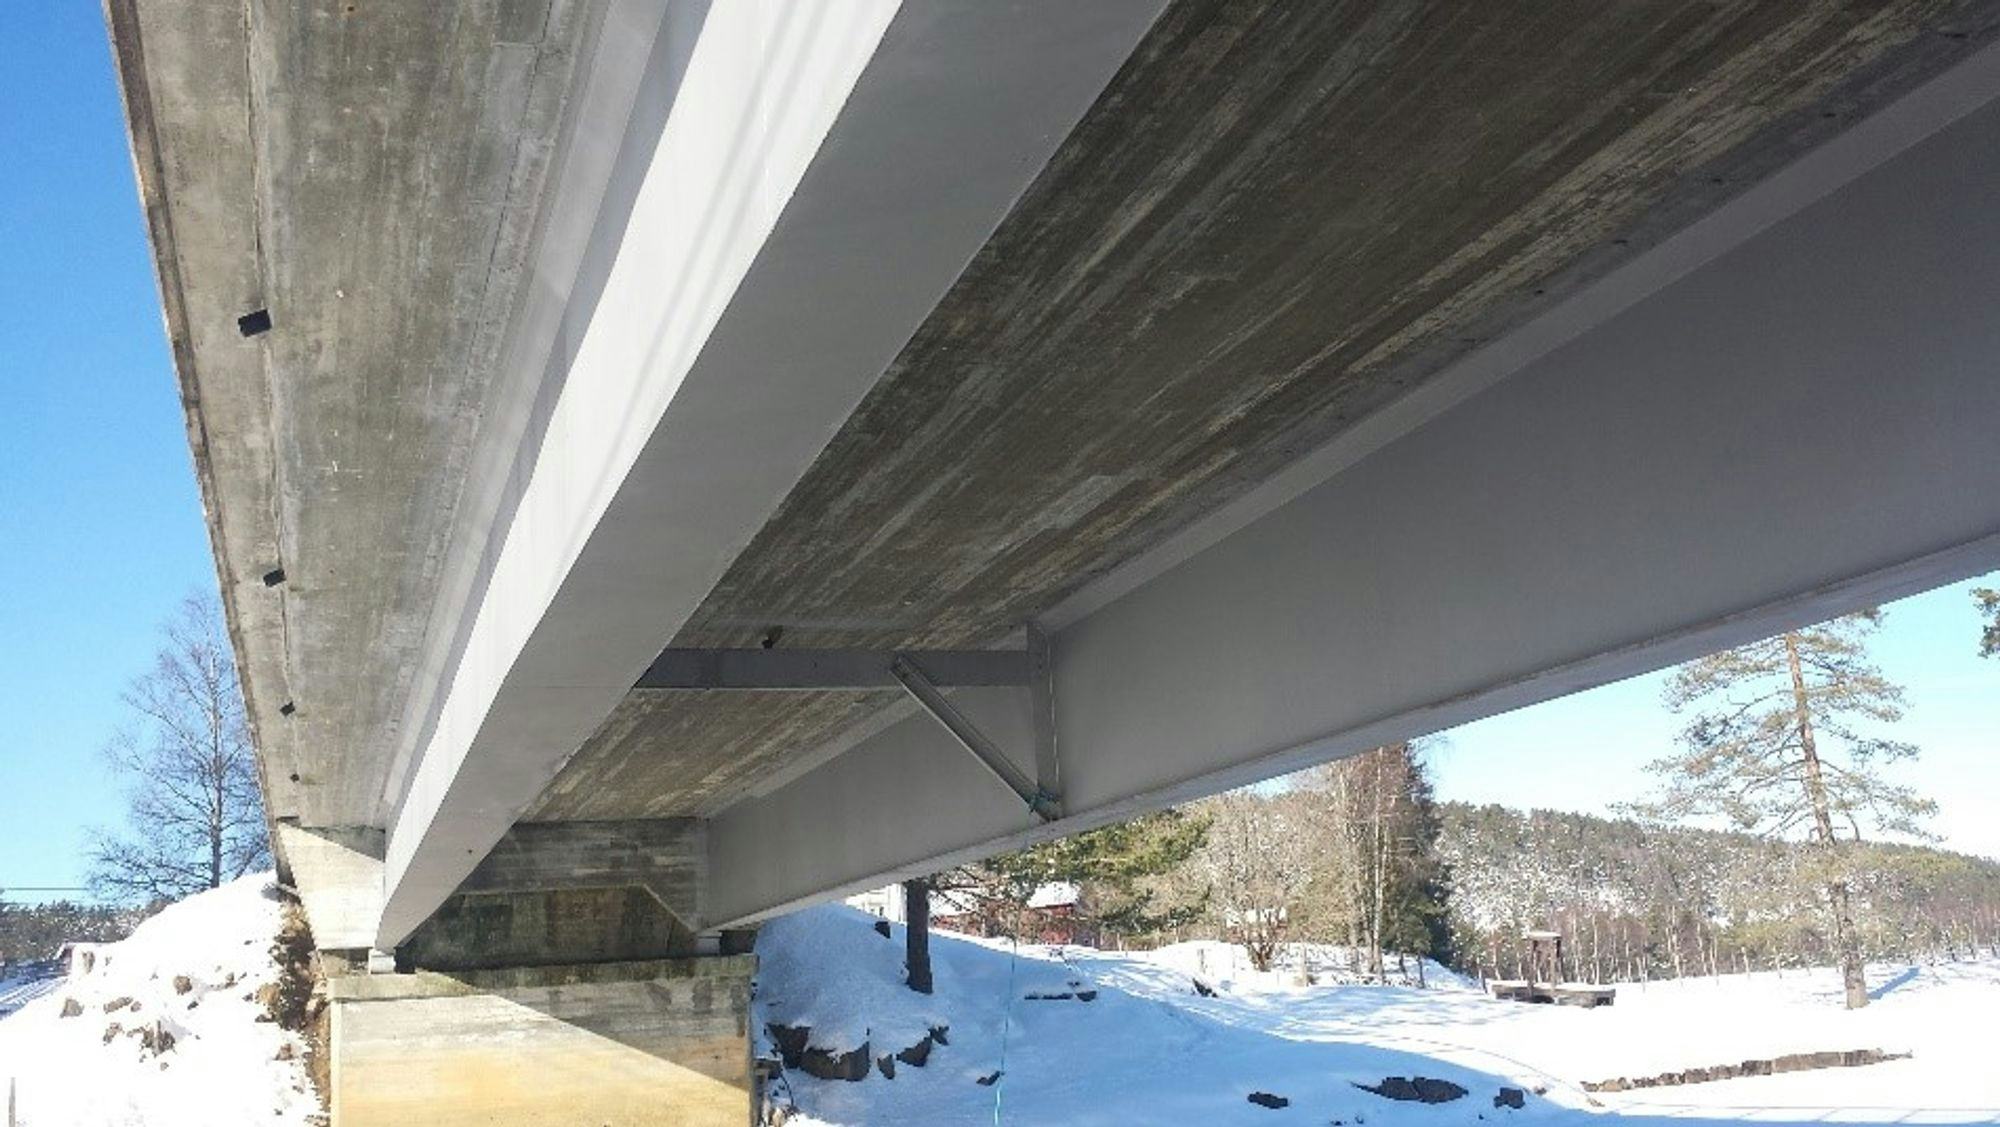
[903,878,934,995]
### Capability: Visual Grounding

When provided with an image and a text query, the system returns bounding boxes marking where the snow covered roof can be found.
[1026,882,1080,909]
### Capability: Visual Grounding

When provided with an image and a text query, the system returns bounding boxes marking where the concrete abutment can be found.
[328,955,756,1127]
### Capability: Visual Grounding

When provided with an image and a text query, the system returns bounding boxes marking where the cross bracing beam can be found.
[890,655,1061,822]
[635,648,1030,690]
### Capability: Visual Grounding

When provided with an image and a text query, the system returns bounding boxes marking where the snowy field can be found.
[0,875,318,1127]
[758,905,2000,1126]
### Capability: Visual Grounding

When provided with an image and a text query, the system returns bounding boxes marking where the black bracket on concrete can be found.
[636,642,1063,822]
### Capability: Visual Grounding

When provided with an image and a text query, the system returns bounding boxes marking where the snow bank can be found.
[758,908,2000,1126]
[0,874,318,1127]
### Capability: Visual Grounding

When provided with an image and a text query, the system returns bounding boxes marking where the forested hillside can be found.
[1439,802,2000,982]
[0,899,138,963]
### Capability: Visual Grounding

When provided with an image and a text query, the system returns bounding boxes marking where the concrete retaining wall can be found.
[329,956,754,1126]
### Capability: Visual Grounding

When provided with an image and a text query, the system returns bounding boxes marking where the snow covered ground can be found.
[0,875,319,1127]
[4,881,1991,1126]
[757,905,2000,1126]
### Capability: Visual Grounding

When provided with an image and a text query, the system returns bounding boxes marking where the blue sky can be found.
[0,7,219,897]
[1428,575,2000,862]
[0,6,1994,899]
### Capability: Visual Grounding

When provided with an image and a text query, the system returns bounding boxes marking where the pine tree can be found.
[981,809,1210,939]
[1975,586,1999,658]
[1633,610,1933,1008]
[1329,744,1452,979]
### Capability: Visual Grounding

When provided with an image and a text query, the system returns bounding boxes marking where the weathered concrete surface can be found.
[399,886,697,972]
[456,819,704,925]
[329,957,753,1126]
[273,825,383,952]
[529,0,2000,822]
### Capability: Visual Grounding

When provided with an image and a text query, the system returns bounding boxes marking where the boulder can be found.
[895,1034,934,1068]
[172,975,195,996]
[1359,1076,1468,1104]
[1413,1077,1469,1103]
[102,996,133,1013]
[1494,1088,1526,1109]
[800,1042,871,1083]
[1247,1092,1290,1109]
[59,997,82,1018]
[766,1023,810,1070]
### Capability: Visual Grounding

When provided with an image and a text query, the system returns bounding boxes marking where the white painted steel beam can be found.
[376,0,1171,947]
[703,54,2000,927]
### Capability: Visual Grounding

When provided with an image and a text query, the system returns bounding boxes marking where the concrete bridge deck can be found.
[107,1,2000,1120]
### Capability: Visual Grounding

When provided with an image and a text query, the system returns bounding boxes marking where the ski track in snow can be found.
[758,905,2000,1127]
[0,961,64,1020]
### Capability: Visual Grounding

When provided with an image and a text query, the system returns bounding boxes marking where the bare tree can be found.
[89,595,269,903]
[1191,790,1317,971]
[1633,610,1933,1009]
[1316,744,1450,981]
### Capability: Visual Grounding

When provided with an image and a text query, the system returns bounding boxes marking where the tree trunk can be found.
[1784,632,1868,1009]
[903,878,933,994]
[1369,755,1387,982]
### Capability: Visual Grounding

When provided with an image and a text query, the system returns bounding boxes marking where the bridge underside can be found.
[111,2,2000,1117]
